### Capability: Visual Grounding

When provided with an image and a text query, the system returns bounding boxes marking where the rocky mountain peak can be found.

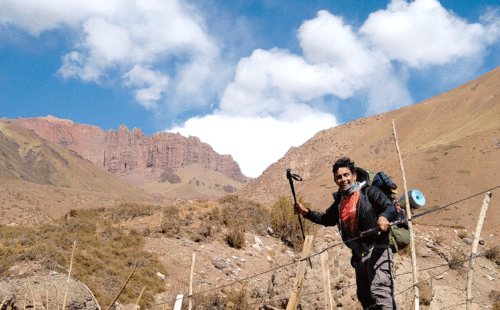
[10,117,248,185]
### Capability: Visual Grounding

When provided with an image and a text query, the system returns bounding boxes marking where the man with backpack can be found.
[294,157,400,310]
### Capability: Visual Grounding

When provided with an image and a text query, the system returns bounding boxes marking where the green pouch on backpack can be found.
[389,224,410,253]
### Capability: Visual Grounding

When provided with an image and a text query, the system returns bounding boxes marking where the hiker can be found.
[294,157,399,310]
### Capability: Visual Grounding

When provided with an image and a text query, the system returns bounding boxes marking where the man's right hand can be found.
[294,202,308,215]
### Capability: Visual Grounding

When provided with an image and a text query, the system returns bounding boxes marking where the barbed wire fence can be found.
[151,186,499,309]
[233,246,500,309]
[169,246,499,309]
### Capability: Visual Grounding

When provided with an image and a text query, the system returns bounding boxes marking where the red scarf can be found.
[339,189,360,236]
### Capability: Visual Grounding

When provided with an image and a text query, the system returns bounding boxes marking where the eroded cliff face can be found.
[12,116,247,184]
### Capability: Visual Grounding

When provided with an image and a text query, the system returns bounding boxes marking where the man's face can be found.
[334,167,356,191]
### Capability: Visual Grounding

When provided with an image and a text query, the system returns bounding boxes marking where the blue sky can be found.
[1,0,500,178]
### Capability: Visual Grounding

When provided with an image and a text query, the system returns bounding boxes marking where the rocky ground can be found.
[144,223,499,309]
[1,199,499,310]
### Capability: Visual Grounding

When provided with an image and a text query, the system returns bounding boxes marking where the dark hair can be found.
[332,157,355,175]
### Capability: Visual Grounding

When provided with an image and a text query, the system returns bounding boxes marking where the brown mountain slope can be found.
[237,66,500,232]
[140,163,242,200]
[0,121,154,224]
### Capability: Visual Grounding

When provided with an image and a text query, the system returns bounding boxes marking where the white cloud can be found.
[58,51,102,82]
[219,47,373,118]
[3,0,221,108]
[170,111,338,178]
[299,11,384,78]
[0,0,120,35]
[481,7,500,44]
[360,0,500,68]
[84,17,133,64]
[123,65,169,109]
[217,10,410,123]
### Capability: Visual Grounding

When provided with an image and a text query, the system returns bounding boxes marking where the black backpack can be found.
[369,171,410,253]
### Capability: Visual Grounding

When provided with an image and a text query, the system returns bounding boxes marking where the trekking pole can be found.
[286,169,313,268]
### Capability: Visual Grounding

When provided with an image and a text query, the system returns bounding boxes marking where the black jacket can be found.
[304,184,397,261]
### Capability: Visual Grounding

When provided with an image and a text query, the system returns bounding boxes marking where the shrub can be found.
[110,202,157,222]
[218,197,270,235]
[160,205,183,237]
[458,231,468,239]
[433,235,445,246]
[192,285,252,309]
[448,249,466,271]
[217,195,240,204]
[198,224,211,237]
[142,226,151,237]
[226,226,246,249]
[270,196,316,249]
[485,246,500,265]
[208,207,221,221]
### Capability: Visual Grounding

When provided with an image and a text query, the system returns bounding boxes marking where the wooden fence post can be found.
[106,263,138,310]
[27,276,35,310]
[188,253,196,310]
[392,119,419,310]
[286,235,314,310]
[0,296,7,310]
[320,251,334,310]
[63,241,77,310]
[136,287,146,308]
[466,192,492,310]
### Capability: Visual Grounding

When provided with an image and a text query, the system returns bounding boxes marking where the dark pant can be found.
[355,246,399,310]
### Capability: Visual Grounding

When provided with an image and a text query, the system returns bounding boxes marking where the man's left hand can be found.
[377,216,390,232]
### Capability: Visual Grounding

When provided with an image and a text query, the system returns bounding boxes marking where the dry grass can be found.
[191,284,253,310]
[109,202,160,222]
[0,203,168,309]
[225,227,246,249]
[433,235,446,246]
[217,195,270,235]
[448,249,466,271]
[270,196,316,250]
[396,241,415,257]
[160,205,184,237]
[458,231,468,239]
[485,246,500,265]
